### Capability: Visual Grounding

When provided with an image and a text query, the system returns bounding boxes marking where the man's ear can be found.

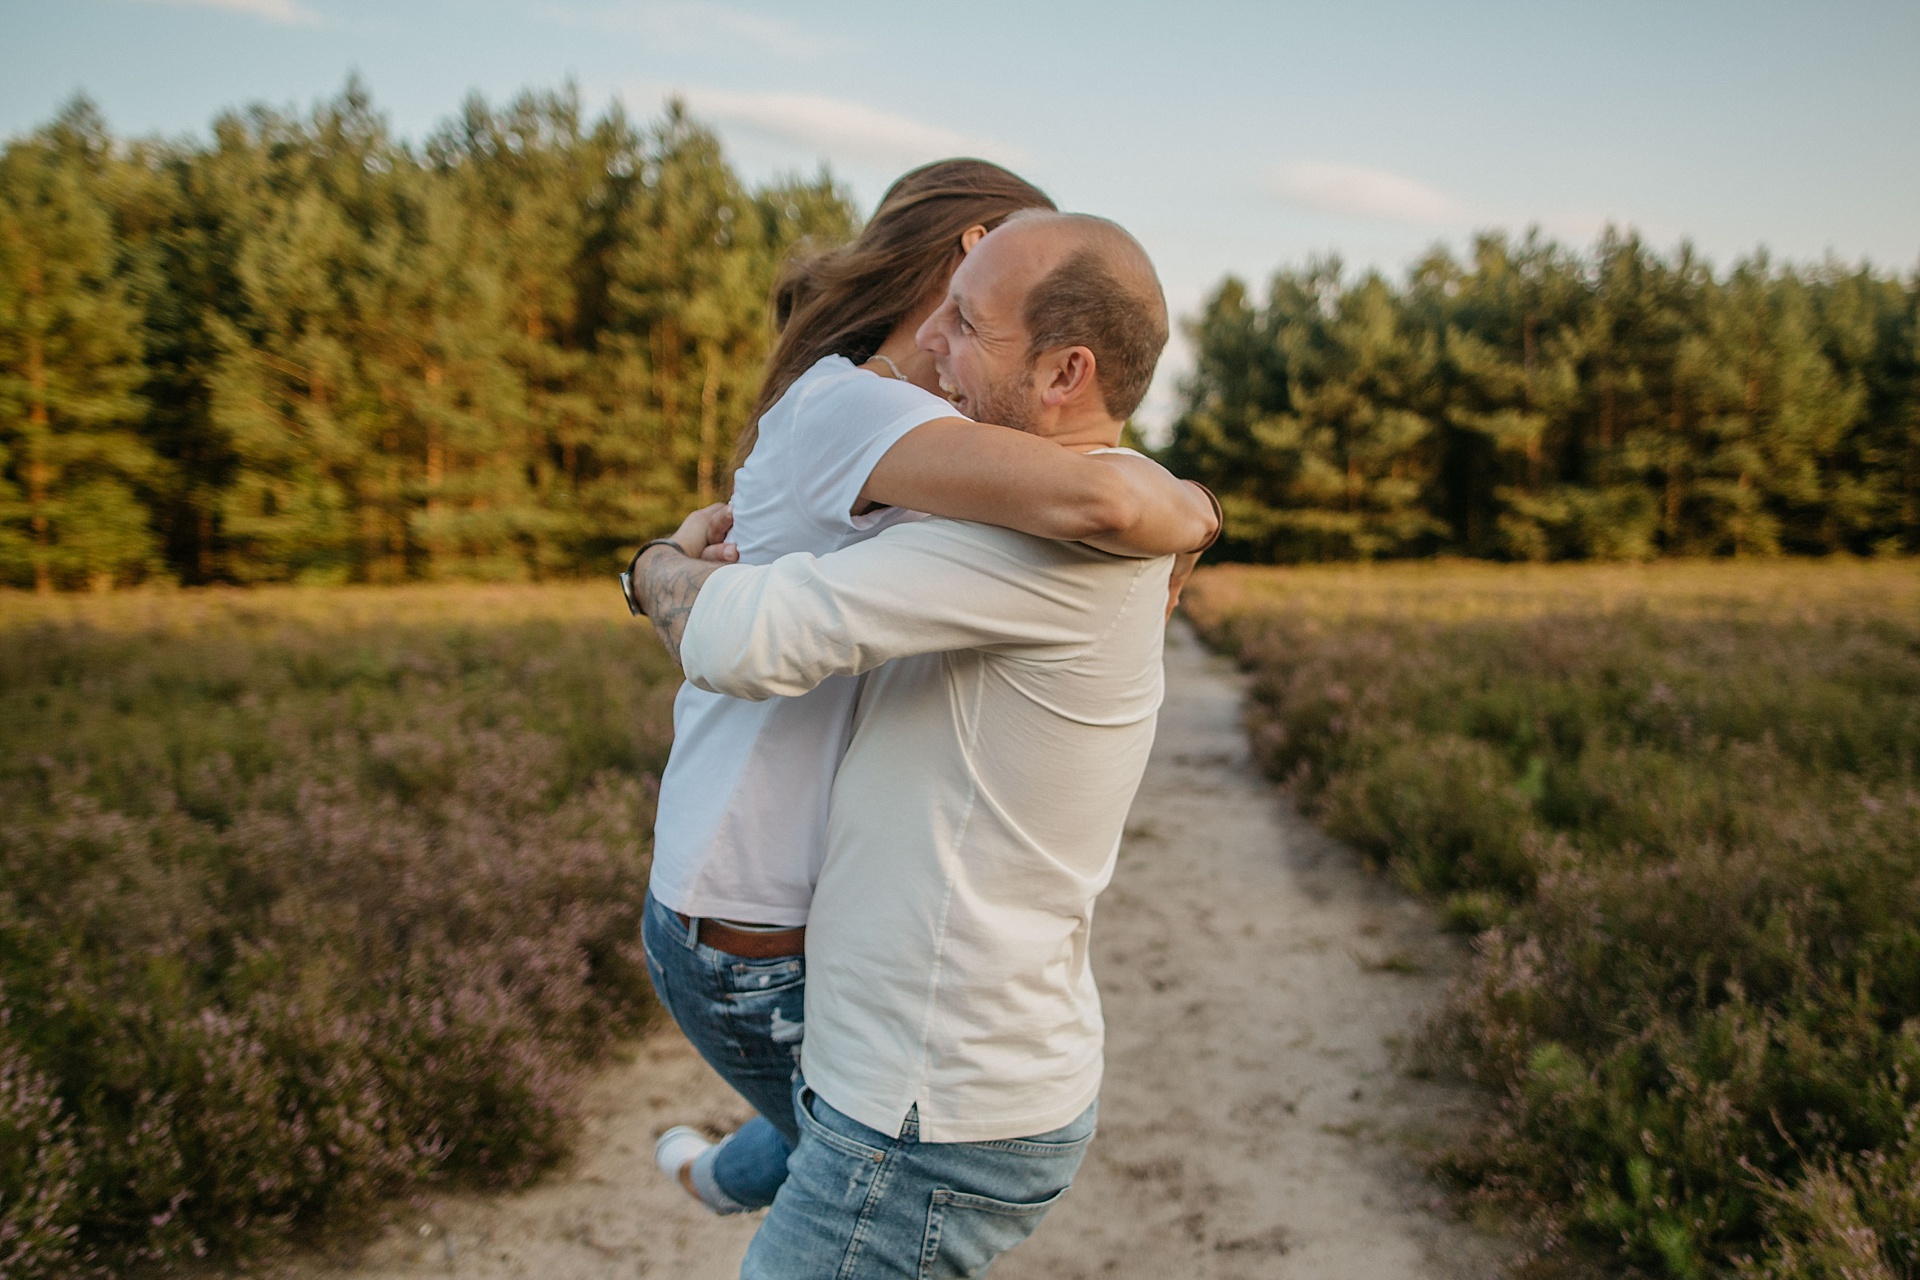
[1037,346,1099,409]
[959,224,988,254]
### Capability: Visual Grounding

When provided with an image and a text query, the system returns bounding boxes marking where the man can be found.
[634,210,1179,1278]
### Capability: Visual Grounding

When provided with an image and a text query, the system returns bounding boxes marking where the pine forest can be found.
[1166,239,1920,562]
[4,82,1920,590]
[0,82,850,591]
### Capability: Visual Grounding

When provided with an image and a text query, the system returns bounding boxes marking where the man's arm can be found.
[679,518,1161,702]
[638,548,723,664]
[630,503,735,664]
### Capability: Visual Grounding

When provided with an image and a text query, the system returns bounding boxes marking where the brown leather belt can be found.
[676,911,806,959]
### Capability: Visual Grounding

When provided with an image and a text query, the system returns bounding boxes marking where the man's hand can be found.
[667,502,739,562]
[635,503,738,664]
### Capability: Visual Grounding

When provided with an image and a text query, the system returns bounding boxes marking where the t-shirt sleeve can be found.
[785,373,958,536]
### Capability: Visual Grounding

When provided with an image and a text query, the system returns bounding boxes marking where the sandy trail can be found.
[283,622,1507,1279]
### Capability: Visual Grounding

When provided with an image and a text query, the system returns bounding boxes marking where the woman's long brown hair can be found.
[736,159,1056,464]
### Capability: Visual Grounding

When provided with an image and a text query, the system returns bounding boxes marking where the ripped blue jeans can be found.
[641,890,802,1209]
[743,1081,1097,1279]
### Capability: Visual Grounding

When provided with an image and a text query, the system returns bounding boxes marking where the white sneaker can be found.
[654,1125,713,1185]
[654,1125,751,1215]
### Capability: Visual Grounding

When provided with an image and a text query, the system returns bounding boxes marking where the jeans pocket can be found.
[919,1186,1069,1280]
[795,1087,888,1165]
[981,1130,1095,1157]
[722,958,806,1067]
[723,955,804,997]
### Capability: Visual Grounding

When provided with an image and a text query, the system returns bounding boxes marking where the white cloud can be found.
[540,3,838,56]
[1267,162,1466,225]
[671,89,1029,171]
[132,0,322,24]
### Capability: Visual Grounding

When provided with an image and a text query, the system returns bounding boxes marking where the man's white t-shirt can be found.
[679,519,1171,1141]
[648,354,956,925]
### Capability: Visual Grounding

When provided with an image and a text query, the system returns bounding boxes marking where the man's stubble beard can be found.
[963,360,1041,433]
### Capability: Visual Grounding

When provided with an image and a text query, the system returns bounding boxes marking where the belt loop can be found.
[899,1103,920,1143]
[682,915,701,950]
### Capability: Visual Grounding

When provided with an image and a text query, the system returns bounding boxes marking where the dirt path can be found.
[286,621,1508,1279]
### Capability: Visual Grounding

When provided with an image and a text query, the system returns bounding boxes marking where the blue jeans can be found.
[641,891,803,1209]
[743,1079,1096,1279]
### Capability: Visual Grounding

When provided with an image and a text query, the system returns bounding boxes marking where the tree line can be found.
[0,81,851,590]
[1164,234,1920,560]
[7,81,1918,587]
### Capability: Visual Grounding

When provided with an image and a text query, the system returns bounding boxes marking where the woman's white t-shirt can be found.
[648,354,957,925]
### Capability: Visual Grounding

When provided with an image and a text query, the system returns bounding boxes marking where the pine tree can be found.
[0,99,159,591]
[202,92,381,582]
[428,86,608,577]
[1894,276,1920,550]
[1805,263,1917,553]
[1164,261,1443,560]
[1162,272,1316,558]
[110,133,233,583]
[583,103,852,565]
[181,85,863,584]
[1670,259,1861,554]
[1284,267,1446,558]
[603,104,754,516]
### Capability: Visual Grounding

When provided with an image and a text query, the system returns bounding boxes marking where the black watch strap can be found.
[619,538,689,617]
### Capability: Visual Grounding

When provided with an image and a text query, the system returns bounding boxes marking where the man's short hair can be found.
[1013,213,1169,421]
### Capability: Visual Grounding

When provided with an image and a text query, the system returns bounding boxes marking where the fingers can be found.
[1165,549,1200,619]
[671,503,735,554]
[690,503,732,539]
[700,542,739,563]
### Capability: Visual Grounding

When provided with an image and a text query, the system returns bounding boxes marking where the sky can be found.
[9,0,1918,434]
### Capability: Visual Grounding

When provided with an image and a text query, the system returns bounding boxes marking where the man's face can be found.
[915,225,1054,431]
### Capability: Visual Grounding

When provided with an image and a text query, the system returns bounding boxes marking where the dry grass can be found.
[0,581,628,634]
[1188,558,1920,624]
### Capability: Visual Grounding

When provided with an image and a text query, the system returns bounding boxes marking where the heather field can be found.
[1183,561,1920,1279]
[0,585,677,1276]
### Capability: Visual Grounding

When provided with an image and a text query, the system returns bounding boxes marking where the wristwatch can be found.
[619,538,687,616]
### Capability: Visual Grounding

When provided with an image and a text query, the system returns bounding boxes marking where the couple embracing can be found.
[622,159,1219,1278]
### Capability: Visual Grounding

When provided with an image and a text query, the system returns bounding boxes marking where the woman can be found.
[641,160,1216,1214]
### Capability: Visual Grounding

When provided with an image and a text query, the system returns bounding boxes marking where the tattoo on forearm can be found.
[638,547,722,663]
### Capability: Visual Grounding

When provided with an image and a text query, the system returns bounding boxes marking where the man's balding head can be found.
[996,211,1169,420]
[916,209,1169,440]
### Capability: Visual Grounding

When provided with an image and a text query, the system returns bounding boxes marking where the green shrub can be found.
[0,585,677,1274]
[1185,562,1920,1278]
